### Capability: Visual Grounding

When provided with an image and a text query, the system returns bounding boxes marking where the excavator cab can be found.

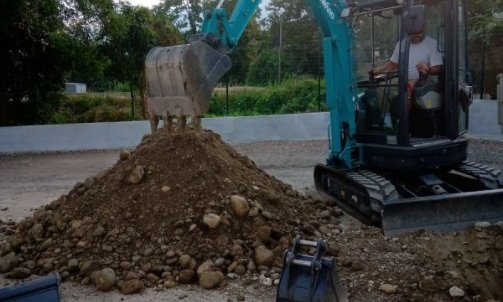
[315,0,503,235]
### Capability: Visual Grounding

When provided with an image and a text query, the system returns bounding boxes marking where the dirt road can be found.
[1,138,502,301]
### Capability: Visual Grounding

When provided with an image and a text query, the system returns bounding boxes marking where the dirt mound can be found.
[0,129,333,293]
[332,222,503,301]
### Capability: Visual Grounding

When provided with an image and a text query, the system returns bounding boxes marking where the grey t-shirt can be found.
[390,36,443,81]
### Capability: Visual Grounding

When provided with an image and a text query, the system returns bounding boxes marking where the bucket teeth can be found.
[149,114,202,134]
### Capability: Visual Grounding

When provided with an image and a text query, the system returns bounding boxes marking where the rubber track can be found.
[316,164,398,226]
[455,161,503,189]
[345,170,399,206]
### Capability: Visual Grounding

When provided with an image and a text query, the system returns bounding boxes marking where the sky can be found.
[127,0,270,10]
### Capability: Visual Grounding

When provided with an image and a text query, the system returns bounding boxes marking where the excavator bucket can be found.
[276,236,348,302]
[145,41,231,132]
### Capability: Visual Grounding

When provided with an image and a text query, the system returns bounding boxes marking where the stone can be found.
[197,260,215,276]
[474,222,491,229]
[5,267,31,279]
[92,226,105,237]
[215,258,225,267]
[128,166,145,184]
[67,259,79,273]
[0,252,18,273]
[256,226,272,242]
[255,245,274,266]
[119,150,131,161]
[449,286,465,298]
[199,271,225,289]
[29,223,44,241]
[259,274,273,286]
[230,195,249,218]
[418,278,436,292]
[146,273,160,284]
[179,255,196,269]
[121,279,144,295]
[178,269,195,284]
[235,264,246,275]
[161,186,171,192]
[203,213,221,229]
[231,244,244,257]
[164,280,177,288]
[379,284,398,294]
[247,260,256,271]
[93,268,116,292]
[80,261,100,276]
[125,272,140,280]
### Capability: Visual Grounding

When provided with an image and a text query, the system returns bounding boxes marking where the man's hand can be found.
[416,61,430,75]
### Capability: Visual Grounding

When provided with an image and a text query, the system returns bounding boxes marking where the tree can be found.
[264,0,321,79]
[159,0,203,37]
[466,0,503,96]
[0,0,75,125]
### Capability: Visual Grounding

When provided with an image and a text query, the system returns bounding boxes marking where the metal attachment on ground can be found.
[276,235,348,302]
[0,273,61,302]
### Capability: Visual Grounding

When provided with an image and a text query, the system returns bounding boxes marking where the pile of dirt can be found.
[0,128,336,294]
[330,220,503,301]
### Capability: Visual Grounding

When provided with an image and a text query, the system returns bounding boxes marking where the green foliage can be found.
[207,78,327,117]
[246,49,280,85]
[51,94,139,123]
[0,0,75,125]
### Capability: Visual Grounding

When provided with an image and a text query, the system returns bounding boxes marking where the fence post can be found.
[497,73,503,133]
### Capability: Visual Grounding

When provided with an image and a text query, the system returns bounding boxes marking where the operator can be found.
[369,23,443,126]
[370,24,443,82]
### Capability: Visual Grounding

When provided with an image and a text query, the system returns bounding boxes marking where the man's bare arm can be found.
[371,61,398,75]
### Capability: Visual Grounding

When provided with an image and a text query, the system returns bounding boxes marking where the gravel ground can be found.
[0,137,502,301]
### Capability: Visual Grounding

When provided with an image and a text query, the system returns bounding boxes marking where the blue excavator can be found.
[145,0,503,235]
[3,1,501,301]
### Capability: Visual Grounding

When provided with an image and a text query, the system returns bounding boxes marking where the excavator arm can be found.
[145,0,358,170]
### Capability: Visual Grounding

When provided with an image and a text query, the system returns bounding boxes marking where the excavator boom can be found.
[144,0,503,237]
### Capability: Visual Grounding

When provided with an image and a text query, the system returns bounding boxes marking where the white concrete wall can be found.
[0,101,501,154]
[0,113,330,153]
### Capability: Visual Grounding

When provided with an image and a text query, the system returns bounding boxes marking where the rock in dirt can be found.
[0,252,18,273]
[179,269,195,284]
[230,195,249,217]
[197,260,215,276]
[121,279,144,294]
[5,267,31,279]
[91,268,116,292]
[203,213,221,229]
[80,261,100,276]
[120,150,131,161]
[449,286,465,298]
[379,284,398,294]
[199,271,225,289]
[255,245,274,266]
[128,166,145,184]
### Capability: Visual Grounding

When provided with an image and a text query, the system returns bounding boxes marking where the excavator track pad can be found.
[314,162,503,235]
[145,41,231,133]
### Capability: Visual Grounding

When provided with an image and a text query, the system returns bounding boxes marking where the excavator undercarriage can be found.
[315,161,503,235]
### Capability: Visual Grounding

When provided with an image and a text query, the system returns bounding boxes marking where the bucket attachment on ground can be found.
[0,273,61,302]
[145,41,231,132]
[276,236,348,302]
